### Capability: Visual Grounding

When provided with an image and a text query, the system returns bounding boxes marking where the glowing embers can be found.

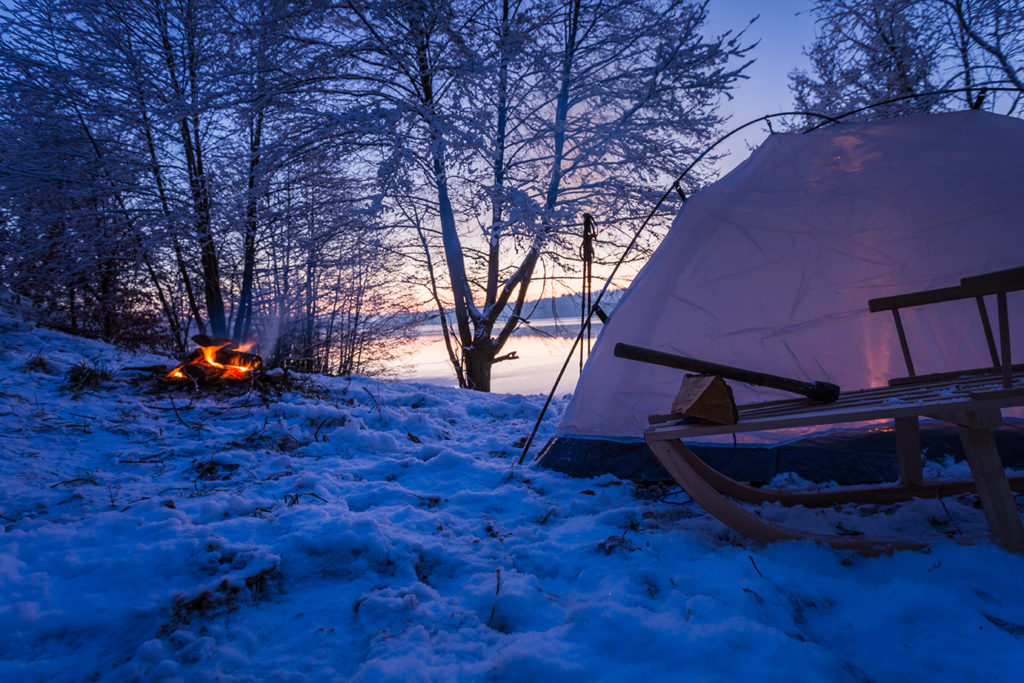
[166,336,263,385]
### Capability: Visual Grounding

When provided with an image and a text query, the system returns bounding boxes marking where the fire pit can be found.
[165,335,264,386]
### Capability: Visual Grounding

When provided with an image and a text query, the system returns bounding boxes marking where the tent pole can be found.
[583,213,596,359]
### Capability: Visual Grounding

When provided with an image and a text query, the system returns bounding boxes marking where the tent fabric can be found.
[557,110,1024,444]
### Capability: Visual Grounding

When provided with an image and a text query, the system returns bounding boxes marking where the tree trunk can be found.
[413,19,478,380]
[464,341,495,392]
[233,9,269,342]
[233,107,264,341]
[156,0,227,337]
[485,0,511,304]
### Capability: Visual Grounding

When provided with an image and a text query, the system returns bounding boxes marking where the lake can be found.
[390,317,601,395]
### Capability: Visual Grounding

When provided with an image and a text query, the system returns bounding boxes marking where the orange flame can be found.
[166,342,259,381]
[201,343,228,366]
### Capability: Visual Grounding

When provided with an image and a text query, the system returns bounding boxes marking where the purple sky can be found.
[704,0,817,171]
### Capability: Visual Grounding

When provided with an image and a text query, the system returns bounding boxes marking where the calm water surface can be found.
[391,318,600,395]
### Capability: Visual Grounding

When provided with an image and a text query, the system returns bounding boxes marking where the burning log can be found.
[181,361,223,385]
[164,338,264,386]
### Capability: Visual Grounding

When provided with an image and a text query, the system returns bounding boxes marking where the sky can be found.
[703,0,818,173]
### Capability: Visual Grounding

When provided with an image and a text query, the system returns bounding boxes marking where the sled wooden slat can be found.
[649,371,1024,439]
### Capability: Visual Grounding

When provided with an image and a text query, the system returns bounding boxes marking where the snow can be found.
[2,311,1024,681]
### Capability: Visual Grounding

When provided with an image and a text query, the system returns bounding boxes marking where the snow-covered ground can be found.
[2,311,1024,682]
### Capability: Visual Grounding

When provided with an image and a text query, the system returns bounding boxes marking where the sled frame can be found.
[644,267,1024,553]
[646,370,1024,552]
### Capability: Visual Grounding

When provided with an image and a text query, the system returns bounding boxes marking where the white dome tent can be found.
[538,110,1024,482]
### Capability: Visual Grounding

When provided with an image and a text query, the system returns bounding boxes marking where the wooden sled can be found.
[643,267,1024,553]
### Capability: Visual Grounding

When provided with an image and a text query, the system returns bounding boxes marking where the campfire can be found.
[165,335,264,385]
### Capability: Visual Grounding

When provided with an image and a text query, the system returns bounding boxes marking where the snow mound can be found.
[1,316,1023,680]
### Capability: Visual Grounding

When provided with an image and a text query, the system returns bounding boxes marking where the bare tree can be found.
[0,0,160,342]
[941,0,1024,109]
[790,0,940,117]
[335,0,753,390]
[792,0,1024,118]
[1,0,753,385]
[0,0,422,374]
